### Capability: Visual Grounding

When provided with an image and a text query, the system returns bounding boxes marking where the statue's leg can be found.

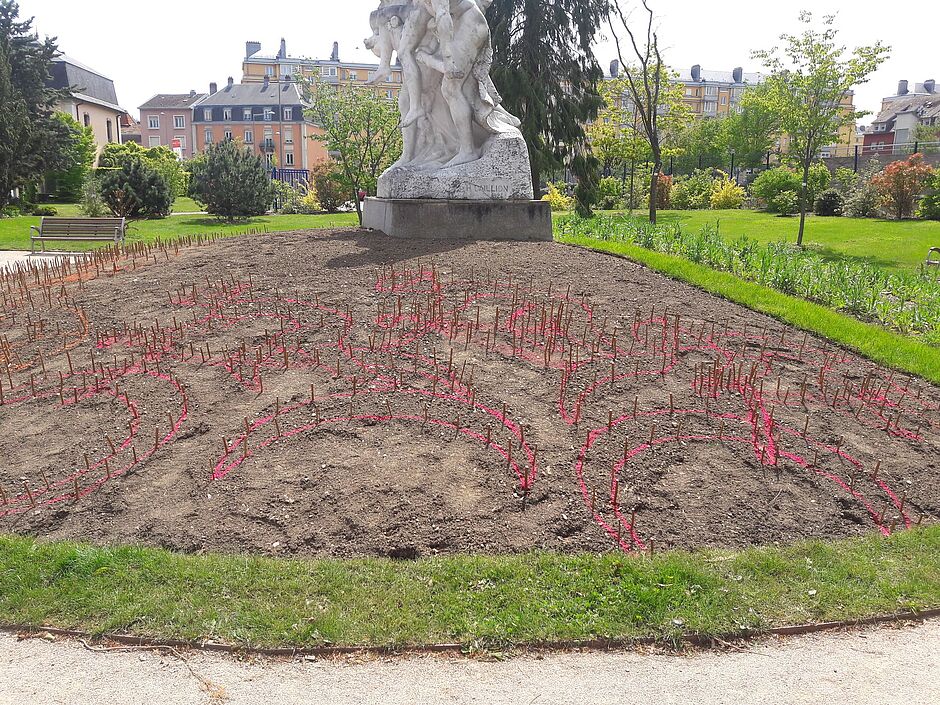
[399,12,430,127]
[441,75,477,167]
[431,0,460,77]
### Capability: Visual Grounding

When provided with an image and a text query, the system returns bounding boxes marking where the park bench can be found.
[30,217,126,255]
[928,248,940,269]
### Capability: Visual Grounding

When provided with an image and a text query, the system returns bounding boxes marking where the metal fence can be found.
[270,168,310,189]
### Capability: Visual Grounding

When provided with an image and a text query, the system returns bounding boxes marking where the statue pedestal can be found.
[362,198,552,242]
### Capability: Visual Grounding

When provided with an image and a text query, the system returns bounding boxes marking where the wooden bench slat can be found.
[30,217,126,254]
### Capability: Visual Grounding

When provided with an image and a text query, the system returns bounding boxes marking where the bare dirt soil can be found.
[1,229,937,558]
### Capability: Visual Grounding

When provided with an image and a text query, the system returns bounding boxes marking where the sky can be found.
[18,0,938,123]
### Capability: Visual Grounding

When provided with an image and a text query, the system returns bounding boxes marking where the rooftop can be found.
[139,93,208,110]
[199,81,305,107]
[49,54,122,111]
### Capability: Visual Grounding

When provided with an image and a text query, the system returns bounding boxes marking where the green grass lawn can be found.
[1,528,937,649]
[599,210,940,273]
[0,209,360,251]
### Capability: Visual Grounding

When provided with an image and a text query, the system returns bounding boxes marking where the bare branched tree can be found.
[608,0,665,224]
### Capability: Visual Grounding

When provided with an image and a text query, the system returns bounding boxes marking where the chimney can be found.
[189,89,196,97]
[898,80,909,95]
[278,38,287,59]
[209,81,218,94]
[227,76,234,89]
[926,79,937,94]
[331,41,340,62]
[246,41,261,59]
[609,59,620,78]
[262,75,270,90]
[691,64,701,81]
[732,67,743,84]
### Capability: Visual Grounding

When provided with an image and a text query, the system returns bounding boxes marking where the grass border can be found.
[1,528,937,650]
[557,234,940,384]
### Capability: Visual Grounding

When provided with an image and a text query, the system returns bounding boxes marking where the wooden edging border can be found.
[2,608,939,659]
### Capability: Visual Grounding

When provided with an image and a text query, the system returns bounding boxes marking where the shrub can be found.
[655,173,672,210]
[871,154,934,220]
[815,189,845,217]
[806,162,832,206]
[31,205,58,216]
[833,167,860,193]
[671,170,717,210]
[769,190,799,216]
[99,143,187,199]
[844,184,882,218]
[98,160,172,219]
[597,177,624,210]
[710,179,745,210]
[919,172,940,220]
[189,141,274,221]
[751,167,800,212]
[310,162,348,213]
[542,182,574,211]
[273,180,321,215]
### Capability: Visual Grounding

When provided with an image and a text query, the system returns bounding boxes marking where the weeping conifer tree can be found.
[487,0,608,216]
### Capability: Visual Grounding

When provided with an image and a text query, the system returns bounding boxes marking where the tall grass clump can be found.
[557,214,940,345]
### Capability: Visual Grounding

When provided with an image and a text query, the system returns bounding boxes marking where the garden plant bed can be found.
[0,229,937,559]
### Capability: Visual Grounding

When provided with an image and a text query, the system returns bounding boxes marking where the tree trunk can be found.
[797,160,811,247]
[649,156,662,226]
[353,188,363,226]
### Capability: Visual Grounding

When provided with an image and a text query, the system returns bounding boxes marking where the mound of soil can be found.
[1,229,937,558]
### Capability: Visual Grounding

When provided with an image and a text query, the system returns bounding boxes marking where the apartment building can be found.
[49,54,125,158]
[192,77,327,169]
[242,39,403,101]
[138,91,207,158]
[863,79,938,155]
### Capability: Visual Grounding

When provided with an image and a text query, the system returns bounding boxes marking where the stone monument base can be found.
[362,198,552,242]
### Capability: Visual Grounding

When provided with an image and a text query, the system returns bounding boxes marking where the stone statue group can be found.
[364,0,534,200]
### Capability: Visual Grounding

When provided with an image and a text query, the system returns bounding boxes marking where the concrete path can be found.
[0,622,937,705]
[0,250,75,271]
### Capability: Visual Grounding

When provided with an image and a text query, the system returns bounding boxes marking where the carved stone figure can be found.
[364,0,534,200]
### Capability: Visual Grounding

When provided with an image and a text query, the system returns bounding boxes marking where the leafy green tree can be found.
[753,12,889,245]
[0,0,69,209]
[608,1,691,224]
[488,0,608,213]
[723,86,782,169]
[304,82,402,224]
[671,118,727,175]
[99,142,185,198]
[98,159,171,219]
[188,140,273,222]
[48,113,95,201]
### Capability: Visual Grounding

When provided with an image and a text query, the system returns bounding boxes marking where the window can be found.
[83,113,90,127]
[175,135,186,150]
[283,107,293,120]
[205,129,213,145]
[173,115,185,129]
[106,119,113,142]
[264,109,274,121]
[224,129,233,141]
[244,130,254,144]
[223,108,232,121]
[148,115,160,129]
[284,128,293,144]
[685,88,693,97]
[243,108,252,121]
[705,85,718,96]
[149,136,161,147]
[285,151,295,166]
[203,108,212,121]
[720,96,727,105]
[322,66,337,77]
[386,89,394,100]
[265,66,275,76]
